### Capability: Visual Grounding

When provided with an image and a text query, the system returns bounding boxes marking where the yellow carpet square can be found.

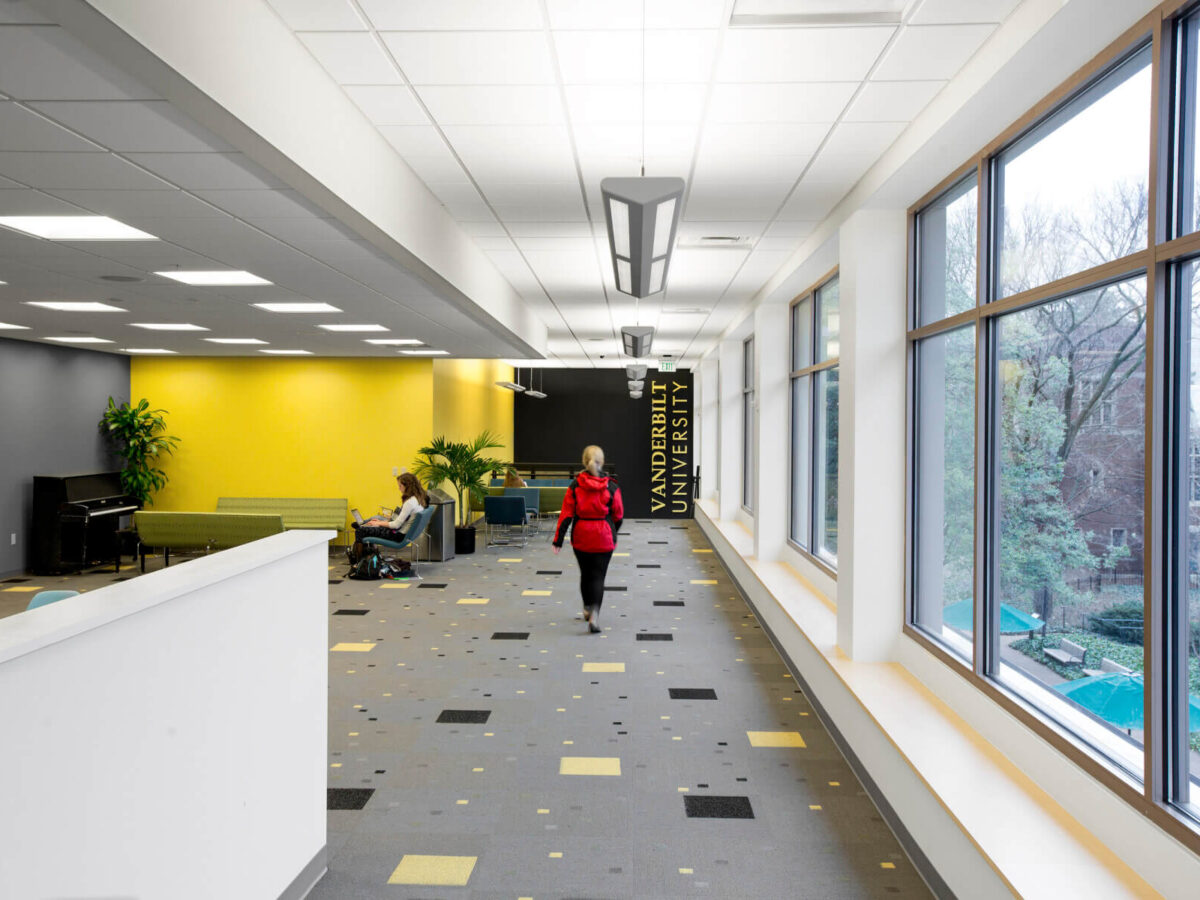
[690,579,717,585]
[330,642,376,653]
[613,552,629,557]
[582,662,625,673]
[692,548,713,553]
[498,557,522,562]
[560,756,621,776]
[387,854,476,886]
[2,586,42,593]
[522,589,552,596]
[747,731,807,748]
[457,598,490,604]
[379,582,411,589]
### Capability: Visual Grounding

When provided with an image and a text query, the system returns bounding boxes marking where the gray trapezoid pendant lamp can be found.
[601,176,685,298]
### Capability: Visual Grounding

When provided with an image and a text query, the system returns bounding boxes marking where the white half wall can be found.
[0,530,331,900]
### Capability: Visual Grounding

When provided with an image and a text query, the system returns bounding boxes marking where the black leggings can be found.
[353,523,405,542]
[573,548,612,612]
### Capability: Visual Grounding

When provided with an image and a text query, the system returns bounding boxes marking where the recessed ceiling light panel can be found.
[121,348,176,354]
[253,302,342,313]
[0,216,159,241]
[46,336,113,343]
[26,301,126,312]
[156,270,271,286]
[260,349,313,355]
[319,324,389,332]
[131,323,209,331]
[204,338,269,345]
[365,338,424,345]
[0,322,29,329]
[401,349,450,355]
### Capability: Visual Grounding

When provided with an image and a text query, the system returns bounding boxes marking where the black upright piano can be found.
[31,473,139,575]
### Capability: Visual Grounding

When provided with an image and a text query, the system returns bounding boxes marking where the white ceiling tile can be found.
[471,235,517,251]
[416,85,565,126]
[909,0,1021,25]
[512,236,597,252]
[0,2,54,24]
[692,152,808,184]
[547,0,726,29]
[382,32,555,85]
[564,83,707,125]
[716,27,895,82]
[0,26,159,100]
[360,0,544,29]
[124,153,287,190]
[266,0,367,30]
[0,188,84,215]
[0,151,172,191]
[708,82,856,123]
[44,189,227,220]
[194,189,321,220]
[843,79,945,122]
[778,180,848,220]
[298,32,401,85]
[244,217,354,243]
[684,182,790,220]
[403,153,471,184]
[802,121,906,183]
[343,85,429,125]
[507,222,595,238]
[753,236,799,251]
[462,221,510,236]
[699,122,829,158]
[493,196,589,222]
[667,248,748,290]
[873,24,995,82]
[0,102,103,151]
[573,123,699,161]
[764,219,817,238]
[442,125,577,181]
[436,190,497,222]
[376,125,451,157]
[554,30,719,85]
[29,101,233,153]
[480,182,580,206]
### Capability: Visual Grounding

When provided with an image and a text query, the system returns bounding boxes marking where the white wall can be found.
[0,531,330,900]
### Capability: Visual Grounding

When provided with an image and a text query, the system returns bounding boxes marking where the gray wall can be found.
[0,338,129,575]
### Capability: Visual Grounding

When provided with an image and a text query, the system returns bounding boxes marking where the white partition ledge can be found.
[695,500,1166,899]
[0,530,331,900]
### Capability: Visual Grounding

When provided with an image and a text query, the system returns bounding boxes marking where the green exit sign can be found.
[659,359,676,372]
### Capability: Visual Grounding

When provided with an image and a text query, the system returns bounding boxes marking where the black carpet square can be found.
[328,579,343,585]
[671,526,688,530]
[637,564,661,569]
[2,578,29,583]
[492,632,530,640]
[637,633,673,641]
[536,570,562,575]
[334,609,369,616]
[648,541,668,545]
[436,709,491,724]
[654,600,685,607]
[419,583,447,589]
[684,796,754,818]
[604,585,627,591]
[669,688,718,700]
[328,788,374,810]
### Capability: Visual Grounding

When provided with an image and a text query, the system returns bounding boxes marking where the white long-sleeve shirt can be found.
[387,496,423,532]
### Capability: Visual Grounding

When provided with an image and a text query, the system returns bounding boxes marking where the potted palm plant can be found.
[412,431,506,555]
[99,397,180,506]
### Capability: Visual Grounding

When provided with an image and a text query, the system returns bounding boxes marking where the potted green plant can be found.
[99,397,180,506]
[412,430,505,555]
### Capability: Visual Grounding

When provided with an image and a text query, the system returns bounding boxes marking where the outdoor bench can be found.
[1044,638,1087,667]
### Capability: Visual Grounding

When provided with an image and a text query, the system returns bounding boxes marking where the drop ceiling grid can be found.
[276,0,1008,367]
[0,28,528,358]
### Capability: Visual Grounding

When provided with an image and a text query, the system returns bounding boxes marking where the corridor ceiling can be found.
[0,0,1020,365]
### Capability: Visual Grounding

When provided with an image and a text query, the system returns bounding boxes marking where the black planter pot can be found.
[454,526,476,555]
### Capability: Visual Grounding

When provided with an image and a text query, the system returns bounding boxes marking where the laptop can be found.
[351,508,364,525]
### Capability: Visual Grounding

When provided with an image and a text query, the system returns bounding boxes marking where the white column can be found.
[837,209,908,661]
[754,301,790,561]
[698,354,720,502]
[717,338,742,522]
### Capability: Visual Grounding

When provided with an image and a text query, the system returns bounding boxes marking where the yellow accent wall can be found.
[131,357,434,532]
[431,359,515,460]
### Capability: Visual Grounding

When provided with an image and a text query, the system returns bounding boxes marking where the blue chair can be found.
[26,589,80,611]
[484,495,527,548]
[361,506,437,577]
[503,487,541,533]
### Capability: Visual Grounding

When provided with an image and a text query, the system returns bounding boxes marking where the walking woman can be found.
[553,445,624,633]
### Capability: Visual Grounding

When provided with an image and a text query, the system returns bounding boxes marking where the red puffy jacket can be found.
[553,471,624,553]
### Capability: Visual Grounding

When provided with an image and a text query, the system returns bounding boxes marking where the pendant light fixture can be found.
[601,0,684,299]
[496,366,525,392]
[526,367,547,399]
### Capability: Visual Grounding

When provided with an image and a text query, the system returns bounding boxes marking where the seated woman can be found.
[503,468,527,488]
[355,472,428,542]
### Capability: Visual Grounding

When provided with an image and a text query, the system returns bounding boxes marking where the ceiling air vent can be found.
[678,235,755,250]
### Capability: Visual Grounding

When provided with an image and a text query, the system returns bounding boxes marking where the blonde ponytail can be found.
[581,445,605,477]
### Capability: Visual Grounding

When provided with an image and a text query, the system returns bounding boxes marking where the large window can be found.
[908,11,1200,841]
[742,337,754,511]
[790,273,839,568]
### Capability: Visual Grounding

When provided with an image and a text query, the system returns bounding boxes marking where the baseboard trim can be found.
[279,844,327,900]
